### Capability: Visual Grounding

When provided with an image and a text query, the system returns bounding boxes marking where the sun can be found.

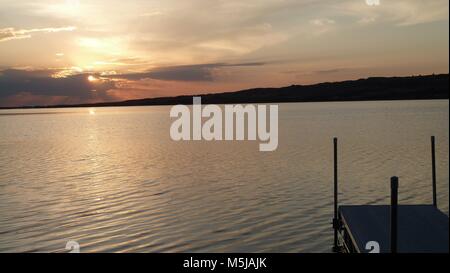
[88,75,97,82]
[89,108,96,115]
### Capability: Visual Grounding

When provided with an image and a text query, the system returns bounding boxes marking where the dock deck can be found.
[339,205,449,253]
[331,136,449,253]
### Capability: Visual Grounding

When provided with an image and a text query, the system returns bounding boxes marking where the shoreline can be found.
[1,74,448,110]
[0,98,449,111]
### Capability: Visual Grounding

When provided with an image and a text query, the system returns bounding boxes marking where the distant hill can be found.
[4,74,449,109]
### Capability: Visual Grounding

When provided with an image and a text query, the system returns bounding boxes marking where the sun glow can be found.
[88,75,98,82]
[89,108,96,115]
[42,0,82,17]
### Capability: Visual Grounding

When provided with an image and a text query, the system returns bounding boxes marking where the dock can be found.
[332,137,449,253]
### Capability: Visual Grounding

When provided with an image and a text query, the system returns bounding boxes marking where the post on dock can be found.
[332,137,339,252]
[390,176,398,253]
[431,136,437,207]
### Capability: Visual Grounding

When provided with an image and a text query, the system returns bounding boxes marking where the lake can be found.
[0,100,448,252]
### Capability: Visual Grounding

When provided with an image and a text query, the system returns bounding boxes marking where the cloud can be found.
[315,68,347,74]
[310,18,335,27]
[365,0,380,7]
[0,69,115,104]
[139,11,163,17]
[339,0,449,26]
[0,61,267,106]
[0,62,266,104]
[108,62,267,81]
[0,26,76,42]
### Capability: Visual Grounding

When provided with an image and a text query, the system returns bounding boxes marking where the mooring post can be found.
[431,136,437,207]
[332,137,338,252]
[390,176,398,253]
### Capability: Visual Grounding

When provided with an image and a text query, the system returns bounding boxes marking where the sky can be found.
[0,0,448,107]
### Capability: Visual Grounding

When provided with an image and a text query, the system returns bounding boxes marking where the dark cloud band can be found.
[0,69,115,99]
[108,62,267,81]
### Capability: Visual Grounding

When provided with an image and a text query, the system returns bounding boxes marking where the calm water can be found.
[0,100,448,253]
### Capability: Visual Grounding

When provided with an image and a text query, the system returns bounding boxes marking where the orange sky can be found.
[0,0,449,107]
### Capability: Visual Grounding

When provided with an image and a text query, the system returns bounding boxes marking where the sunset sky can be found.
[0,0,448,107]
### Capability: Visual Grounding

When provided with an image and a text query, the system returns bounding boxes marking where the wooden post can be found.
[390,176,398,253]
[333,137,338,252]
[431,136,437,207]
